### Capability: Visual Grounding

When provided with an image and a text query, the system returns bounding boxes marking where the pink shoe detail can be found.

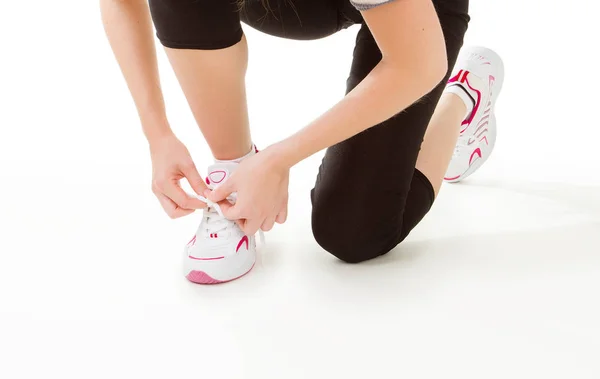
[186,263,255,285]
[208,170,227,184]
[444,174,461,181]
[459,73,482,134]
[460,70,469,82]
[188,255,225,261]
[474,115,490,134]
[236,236,249,253]
[469,148,482,166]
[466,74,495,137]
[447,70,463,84]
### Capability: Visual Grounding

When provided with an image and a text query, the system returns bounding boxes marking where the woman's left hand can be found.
[207,146,290,235]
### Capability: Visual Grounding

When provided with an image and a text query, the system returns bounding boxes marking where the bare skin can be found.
[101,0,462,233]
[164,40,253,161]
[416,93,467,196]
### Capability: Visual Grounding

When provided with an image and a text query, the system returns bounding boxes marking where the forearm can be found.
[100,0,170,142]
[274,58,445,167]
[271,0,447,168]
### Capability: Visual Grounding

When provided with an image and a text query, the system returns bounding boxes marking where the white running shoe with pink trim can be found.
[183,162,256,284]
[444,46,504,183]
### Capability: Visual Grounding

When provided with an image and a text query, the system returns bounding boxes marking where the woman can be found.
[101,0,503,284]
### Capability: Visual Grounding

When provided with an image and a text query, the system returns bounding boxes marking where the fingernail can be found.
[204,189,211,198]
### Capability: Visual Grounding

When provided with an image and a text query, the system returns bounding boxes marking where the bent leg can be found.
[311,2,469,263]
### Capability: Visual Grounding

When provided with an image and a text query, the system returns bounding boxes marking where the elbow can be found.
[384,44,448,98]
[390,38,448,95]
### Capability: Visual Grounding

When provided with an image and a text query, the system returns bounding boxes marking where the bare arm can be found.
[100,0,170,141]
[101,0,207,217]
[270,0,447,166]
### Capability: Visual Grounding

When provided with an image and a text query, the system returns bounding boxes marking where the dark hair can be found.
[237,0,271,11]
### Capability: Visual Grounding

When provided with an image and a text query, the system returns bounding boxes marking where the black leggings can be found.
[149,0,470,263]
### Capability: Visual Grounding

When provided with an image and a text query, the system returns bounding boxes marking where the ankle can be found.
[439,92,469,121]
[214,143,257,163]
[444,70,484,121]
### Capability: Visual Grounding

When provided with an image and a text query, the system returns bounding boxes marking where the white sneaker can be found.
[444,46,504,183]
[183,162,257,284]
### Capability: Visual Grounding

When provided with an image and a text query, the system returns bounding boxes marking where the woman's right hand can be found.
[149,133,208,218]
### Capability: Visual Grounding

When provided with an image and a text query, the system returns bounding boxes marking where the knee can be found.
[311,221,370,264]
[311,203,397,264]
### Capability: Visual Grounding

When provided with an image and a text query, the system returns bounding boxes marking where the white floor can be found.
[1,0,600,378]
[1,162,599,378]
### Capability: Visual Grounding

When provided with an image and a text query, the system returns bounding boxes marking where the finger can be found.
[235,218,246,230]
[241,218,263,236]
[261,216,276,232]
[220,202,243,220]
[180,161,208,196]
[276,200,288,224]
[155,193,194,219]
[161,180,206,210]
[208,179,235,203]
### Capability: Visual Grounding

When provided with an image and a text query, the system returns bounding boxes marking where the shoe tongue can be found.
[206,162,239,190]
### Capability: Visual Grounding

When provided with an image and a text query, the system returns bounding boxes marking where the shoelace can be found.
[196,195,265,245]
[196,196,229,235]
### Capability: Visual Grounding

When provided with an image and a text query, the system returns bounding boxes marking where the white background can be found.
[1,0,599,378]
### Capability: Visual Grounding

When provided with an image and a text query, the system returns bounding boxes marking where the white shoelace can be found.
[196,196,229,235]
[196,195,265,245]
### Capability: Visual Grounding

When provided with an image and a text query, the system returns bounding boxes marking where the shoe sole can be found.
[184,248,256,284]
[186,263,255,285]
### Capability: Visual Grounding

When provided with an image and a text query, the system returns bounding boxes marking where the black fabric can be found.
[148,0,244,49]
[148,0,470,263]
